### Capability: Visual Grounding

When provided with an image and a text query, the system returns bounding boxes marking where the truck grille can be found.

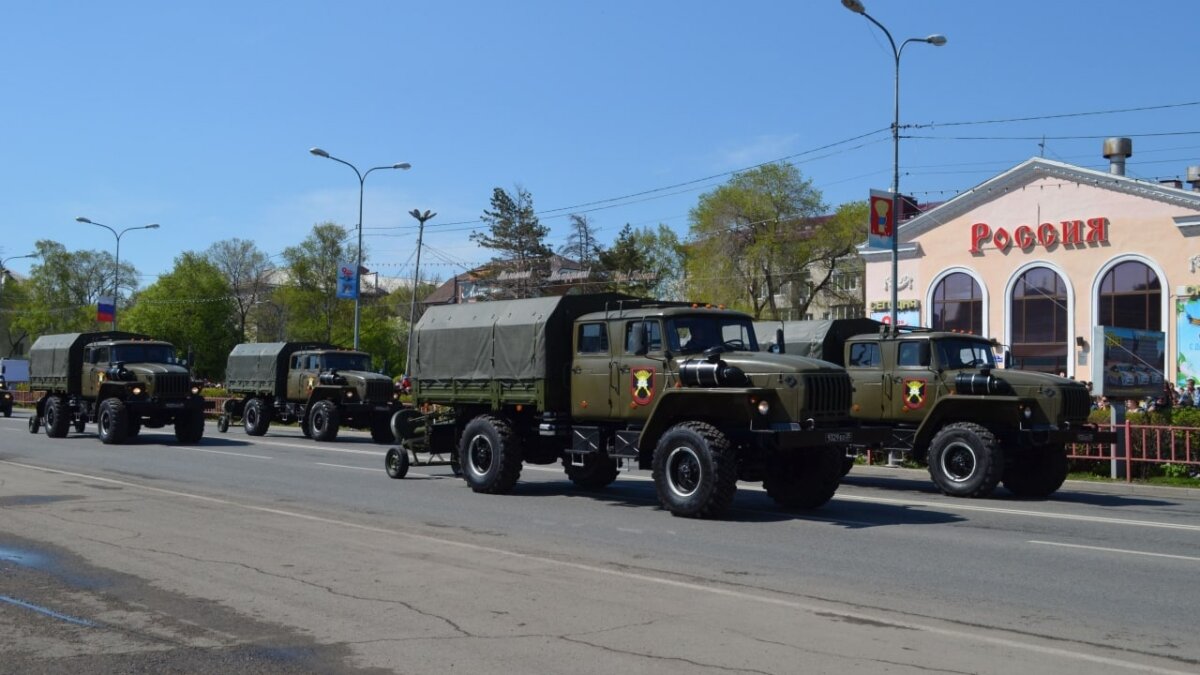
[804,373,853,416]
[1061,386,1091,421]
[365,380,393,403]
[154,373,191,398]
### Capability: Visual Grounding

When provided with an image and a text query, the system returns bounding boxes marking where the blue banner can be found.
[336,261,358,299]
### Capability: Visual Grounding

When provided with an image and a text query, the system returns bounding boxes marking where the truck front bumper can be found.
[756,423,892,451]
[1018,425,1117,446]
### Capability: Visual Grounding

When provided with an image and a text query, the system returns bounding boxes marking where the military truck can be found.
[390,294,886,519]
[757,320,1115,498]
[219,342,400,442]
[26,332,206,444]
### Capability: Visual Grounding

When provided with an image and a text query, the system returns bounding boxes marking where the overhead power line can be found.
[911,100,1200,129]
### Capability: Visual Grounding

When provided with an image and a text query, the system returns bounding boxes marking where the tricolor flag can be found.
[97,296,115,323]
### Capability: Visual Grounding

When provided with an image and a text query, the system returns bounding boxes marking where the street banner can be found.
[1177,285,1200,386]
[867,189,895,250]
[336,261,358,299]
[97,296,115,323]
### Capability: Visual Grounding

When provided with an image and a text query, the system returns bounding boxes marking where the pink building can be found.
[860,148,1200,384]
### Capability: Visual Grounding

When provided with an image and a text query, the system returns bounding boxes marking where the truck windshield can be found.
[667,316,759,355]
[111,344,178,364]
[934,338,996,369]
[323,353,372,371]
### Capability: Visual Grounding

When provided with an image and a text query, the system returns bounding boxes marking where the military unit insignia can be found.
[904,378,927,410]
[631,367,656,406]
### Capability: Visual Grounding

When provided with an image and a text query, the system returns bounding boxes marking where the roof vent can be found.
[1103,137,1133,176]
[1188,165,1200,192]
[1159,178,1183,189]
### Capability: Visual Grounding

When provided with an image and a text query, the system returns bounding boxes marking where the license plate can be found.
[1077,433,1093,442]
[824,432,852,443]
[165,402,185,408]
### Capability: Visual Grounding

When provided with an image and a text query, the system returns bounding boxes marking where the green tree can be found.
[1,274,32,357]
[279,222,356,344]
[121,252,238,380]
[14,240,137,336]
[600,223,685,299]
[471,186,551,298]
[205,238,273,341]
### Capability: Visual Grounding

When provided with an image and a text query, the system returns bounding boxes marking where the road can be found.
[1,410,1197,674]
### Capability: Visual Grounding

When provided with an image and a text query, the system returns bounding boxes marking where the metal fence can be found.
[1068,422,1200,481]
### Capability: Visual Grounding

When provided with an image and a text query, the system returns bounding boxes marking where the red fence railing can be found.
[1068,422,1200,481]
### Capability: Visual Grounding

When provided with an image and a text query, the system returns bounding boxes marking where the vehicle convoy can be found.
[27,332,206,444]
[388,294,886,518]
[219,342,400,442]
[757,319,1115,498]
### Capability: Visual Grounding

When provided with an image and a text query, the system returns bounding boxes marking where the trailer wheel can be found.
[927,422,1003,498]
[764,446,844,510]
[174,408,205,444]
[385,447,410,479]
[216,414,230,433]
[28,414,40,434]
[309,400,340,442]
[243,398,271,436]
[1002,444,1068,498]
[97,398,129,445]
[459,415,523,494]
[652,421,737,518]
[44,396,71,438]
[562,453,619,488]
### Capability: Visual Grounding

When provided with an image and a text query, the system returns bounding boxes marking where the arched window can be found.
[1010,267,1068,374]
[1097,260,1160,330]
[931,272,983,334]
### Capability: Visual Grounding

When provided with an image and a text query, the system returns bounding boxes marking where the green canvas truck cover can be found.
[225,342,334,394]
[29,331,152,392]
[753,319,883,366]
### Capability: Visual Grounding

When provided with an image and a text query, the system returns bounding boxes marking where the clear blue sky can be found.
[2,1,1197,287]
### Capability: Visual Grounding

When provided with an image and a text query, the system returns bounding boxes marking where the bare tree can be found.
[205,238,273,341]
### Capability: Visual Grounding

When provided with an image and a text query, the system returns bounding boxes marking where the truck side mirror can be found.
[630,322,648,356]
[774,328,785,354]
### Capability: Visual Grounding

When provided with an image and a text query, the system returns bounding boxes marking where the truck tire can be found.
[927,422,1003,498]
[28,414,40,434]
[385,447,410,479]
[370,415,394,444]
[243,398,271,436]
[652,421,737,518]
[1002,444,1068,498]
[74,418,86,433]
[459,415,523,494]
[763,446,844,510]
[44,395,71,438]
[309,400,340,442]
[2,403,11,418]
[299,414,312,438]
[97,398,129,445]
[562,453,620,489]
[174,408,205,444]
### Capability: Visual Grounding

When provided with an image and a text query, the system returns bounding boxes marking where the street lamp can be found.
[406,209,436,375]
[309,147,411,349]
[842,0,945,327]
[76,217,160,330]
[0,252,37,304]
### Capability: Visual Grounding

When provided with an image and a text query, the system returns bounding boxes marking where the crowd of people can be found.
[1091,377,1199,413]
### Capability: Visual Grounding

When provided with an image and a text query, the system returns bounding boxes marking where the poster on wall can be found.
[1178,285,1200,386]
[869,309,920,327]
[1090,325,1166,400]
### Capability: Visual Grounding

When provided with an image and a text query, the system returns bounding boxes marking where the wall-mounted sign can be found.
[869,299,920,312]
[969,217,1109,254]
[1090,325,1166,399]
[1177,286,1200,387]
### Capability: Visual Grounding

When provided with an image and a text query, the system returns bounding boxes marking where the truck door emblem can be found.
[631,367,656,406]
[306,377,315,390]
[904,378,927,410]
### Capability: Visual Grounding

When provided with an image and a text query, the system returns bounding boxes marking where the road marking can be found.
[1029,540,1200,563]
[250,438,381,456]
[315,462,376,472]
[0,459,1190,675]
[158,446,272,460]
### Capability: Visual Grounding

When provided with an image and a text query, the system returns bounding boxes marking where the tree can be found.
[686,163,854,319]
[205,239,273,341]
[121,252,238,381]
[0,273,31,357]
[558,214,604,266]
[600,223,685,299]
[13,240,138,336]
[279,222,356,344]
[471,186,551,298]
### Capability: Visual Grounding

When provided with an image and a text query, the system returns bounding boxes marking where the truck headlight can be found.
[756,400,771,416]
[344,390,355,400]
[131,386,143,396]
[190,386,201,395]
[1019,405,1032,420]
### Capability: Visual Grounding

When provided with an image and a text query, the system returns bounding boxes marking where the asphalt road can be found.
[1,410,1197,674]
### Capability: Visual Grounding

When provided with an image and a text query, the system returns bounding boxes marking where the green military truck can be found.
[389,294,886,519]
[26,331,206,444]
[757,320,1114,498]
[219,342,400,442]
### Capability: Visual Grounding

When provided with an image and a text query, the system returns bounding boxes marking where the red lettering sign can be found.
[1037,223,1057,247]
[967,217,1107,252]
[992,227,1012,251]
[969,223,991,253]
[1014,225,1035,249]
[1061,220,1083,245]
[1086,217,1108,243]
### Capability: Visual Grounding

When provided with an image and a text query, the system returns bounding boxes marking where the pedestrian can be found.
[1179,378,1198,407]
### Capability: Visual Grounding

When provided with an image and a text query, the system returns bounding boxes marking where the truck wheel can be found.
[1002,445,1068,498]
[370,415,394,444]
[652,421,737,518]
[174,409,205,444]
[217,414,230,433]
[97,398,129,445]
[44,396,71,438]
[2,404,11,418]
[243,398,271,436]
[927,422,1003,498]
[562,453,619,489]
[309,400,340,442]
[763,446,844,510]
[385,447,410,479]
[459,415,523,494]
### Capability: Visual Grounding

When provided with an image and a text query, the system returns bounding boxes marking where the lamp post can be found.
[842,0,945,327]
[309,147,411,349]
[405,209,436,376]
[76,217,160,330]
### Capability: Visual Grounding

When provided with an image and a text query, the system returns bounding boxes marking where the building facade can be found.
[860,153,1200,385]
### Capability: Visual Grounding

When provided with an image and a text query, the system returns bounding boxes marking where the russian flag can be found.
[97,296,115,323]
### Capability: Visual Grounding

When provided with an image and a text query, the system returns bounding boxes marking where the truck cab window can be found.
[92,347,109,364]
[577,323,608,354]
[897,342,929,367]
[625,321,662,353]
[848,342,881,368]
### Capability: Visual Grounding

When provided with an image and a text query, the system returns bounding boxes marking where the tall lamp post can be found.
[1,253,37,290]
[406,209,436,375]
[842,0,945,327]
[309,147,411,349]
[76,217,160,330]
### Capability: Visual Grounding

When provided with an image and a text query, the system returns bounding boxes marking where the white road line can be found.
[1029,540,1200,563]
[314,462,377,472]
[157,446,272,459]
[249,438,381,456]
[0,459,1190,675]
